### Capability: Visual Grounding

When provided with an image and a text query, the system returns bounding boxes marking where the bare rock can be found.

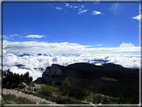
[41,64,63,85]
[18,82,27,88]
[82,100,87,104]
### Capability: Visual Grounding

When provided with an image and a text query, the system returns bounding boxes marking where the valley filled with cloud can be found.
[2,40,140,81]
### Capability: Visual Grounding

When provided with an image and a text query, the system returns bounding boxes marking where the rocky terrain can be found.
[3,88,55,104]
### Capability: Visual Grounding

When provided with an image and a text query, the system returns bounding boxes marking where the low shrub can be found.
[56,95,81,104]
[60,85,88,100]
[38,86,52,97]
[28,82,35,87]
[2,94,36,104]
[25,91,33,94]
[17,97,36,104]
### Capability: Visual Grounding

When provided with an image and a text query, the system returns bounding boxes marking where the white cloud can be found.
[9,66,42,81]
[3,40,87,55]
[2,40,140,81]
[3,40,140,55]
[65,3,69,7]
[78,9,88,15]
[78,5,84,11]
[120,42,135,47]
[94,44,102,46]
[55,7,63,10]
[25,35,45,38]
[73,6,78,8]
[132,14,142,20]
[3,35,8,39]
[107,54,140,68]
[92,10,101,15]
[81,5,84,8]
[3,53,140,81]
[10,34,19,37]
[70,5,73,8]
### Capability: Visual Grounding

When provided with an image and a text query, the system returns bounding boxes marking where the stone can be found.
[82,100,87,104]
[27,86,32,90]
[18,82,27,88]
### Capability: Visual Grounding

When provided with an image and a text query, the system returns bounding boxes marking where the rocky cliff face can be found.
[43,64,62,77]
[36,64,64,85]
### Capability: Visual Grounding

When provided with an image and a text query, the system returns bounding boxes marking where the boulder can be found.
[18,82,27,88]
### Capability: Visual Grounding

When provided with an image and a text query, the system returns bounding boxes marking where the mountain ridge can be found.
[34,62,139,103]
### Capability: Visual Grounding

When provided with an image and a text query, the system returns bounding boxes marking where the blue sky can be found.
[3,2,140,55]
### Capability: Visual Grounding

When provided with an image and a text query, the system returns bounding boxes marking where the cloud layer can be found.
[1,40,140,81]
[2,53,140,81]
[3,40,140,55]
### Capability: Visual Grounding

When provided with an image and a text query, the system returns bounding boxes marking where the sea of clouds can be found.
[1,40,141,81]
[2,53,140,81]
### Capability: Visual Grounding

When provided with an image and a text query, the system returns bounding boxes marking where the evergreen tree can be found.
[2,69,32,88]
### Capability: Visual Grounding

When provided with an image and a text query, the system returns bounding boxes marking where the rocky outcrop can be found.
[35,64,65,85]
[43,64,62,77]
[18,82,27,88]
[3,88,56,104]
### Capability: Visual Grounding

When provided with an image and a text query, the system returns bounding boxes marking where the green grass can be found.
[2,94,36,104]
[86,92,97,102]
[32,84,59,102]
[28,82,35,87]
[102,77,117,82]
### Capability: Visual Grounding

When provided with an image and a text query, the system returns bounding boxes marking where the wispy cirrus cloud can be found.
[9,34,19,37]
[78,5,84,10]
[55,7,63,10]
[65,3,79,9]
[65,3,69,7]
[3,34,23,40]
[91,10,101,15]
[94,44,103,46]
[78,9,88,15]
[25,35,45,38]
[73,6,78,8]
[49,3,103,16]
[3,35,9,39]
